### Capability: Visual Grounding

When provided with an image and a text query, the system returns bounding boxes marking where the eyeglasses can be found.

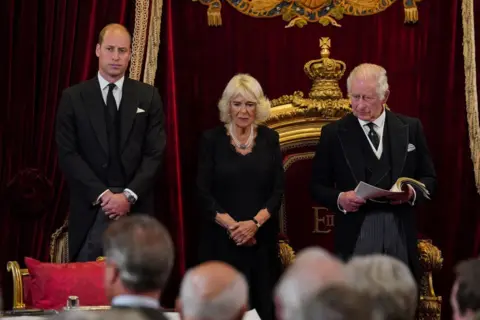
[350,94,377,102]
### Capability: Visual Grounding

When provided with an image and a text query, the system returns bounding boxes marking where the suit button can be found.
[102,163,108,169]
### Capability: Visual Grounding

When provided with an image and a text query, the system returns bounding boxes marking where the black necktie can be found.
[107,83,117,122]
[366,122,380,150]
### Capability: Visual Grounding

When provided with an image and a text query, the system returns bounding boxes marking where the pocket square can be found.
[407,143,416,152]
[136,108,145,113]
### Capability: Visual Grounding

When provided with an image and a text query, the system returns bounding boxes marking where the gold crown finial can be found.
[304,37,347,100]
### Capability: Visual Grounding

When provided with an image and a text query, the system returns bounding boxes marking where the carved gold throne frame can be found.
[264,37,443,320]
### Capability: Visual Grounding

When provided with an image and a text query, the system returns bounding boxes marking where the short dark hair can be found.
[103,214,174,293]
[98,23,131,45]
[455,259,480,315]
[302,285,374,320]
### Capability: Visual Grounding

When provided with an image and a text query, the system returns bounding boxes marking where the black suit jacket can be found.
[311,111,436,268]
[55,76,166,261]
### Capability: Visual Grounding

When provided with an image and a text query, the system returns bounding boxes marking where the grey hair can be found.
[346,254,418,320]
[275,247,347,320]
[301,285,376,320]
[346,63,389,100]
[217,73,271,124]
[179,268,248,320]
[103,215,175,292]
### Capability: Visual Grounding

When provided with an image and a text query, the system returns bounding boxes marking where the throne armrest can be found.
[6,261,28,310]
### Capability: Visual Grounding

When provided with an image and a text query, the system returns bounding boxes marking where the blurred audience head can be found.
[103,214,175,302]
[346,254,417,320]
[274,246,347,320]
[300,284,375,320]
[451,258,480,320]
[52,309,147,320]
[218,73,271,126]
[177,261,248,320]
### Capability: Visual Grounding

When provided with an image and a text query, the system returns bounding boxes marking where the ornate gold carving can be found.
[6,261,26,310]
[50,218,69,263]
[130,0,150,81]
[193,0,421,28]
[278,240,296,267]
[462,0,480,194]
[143,0,164,85]
[264,38,351,148]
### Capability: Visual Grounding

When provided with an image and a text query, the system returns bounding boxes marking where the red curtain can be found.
[0,0,134,308]
[159,0,480,316]
[1,0,480,317]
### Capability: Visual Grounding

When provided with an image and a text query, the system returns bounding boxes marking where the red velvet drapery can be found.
[158,0,480,316]
[1,0,479,318]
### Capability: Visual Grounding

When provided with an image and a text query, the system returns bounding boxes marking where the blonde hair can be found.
[218,73,271,123]
[346,254,417,320]
[347,63,389,100]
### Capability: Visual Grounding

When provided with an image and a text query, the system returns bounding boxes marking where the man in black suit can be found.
[311,63,436,281]
[103,215,173,320]
[56,24,165,262]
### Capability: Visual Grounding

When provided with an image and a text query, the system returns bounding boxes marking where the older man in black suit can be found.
[311,63,436,282]
[55,23,165,262]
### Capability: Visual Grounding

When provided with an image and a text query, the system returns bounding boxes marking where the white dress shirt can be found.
[95,72,137,203]
[357,108,386,159]
[98,72,124,109]
[112,294,160,309]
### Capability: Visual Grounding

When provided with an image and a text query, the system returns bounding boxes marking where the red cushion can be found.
[24,257,108,310]
[22,274,33,308]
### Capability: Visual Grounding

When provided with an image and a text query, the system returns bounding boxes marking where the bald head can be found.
[275,247,347,320]
[178,261,248,320]
[98,23,131,46]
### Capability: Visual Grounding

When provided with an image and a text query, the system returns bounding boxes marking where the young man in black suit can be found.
[56,24,166,262]
[311,63,436,282]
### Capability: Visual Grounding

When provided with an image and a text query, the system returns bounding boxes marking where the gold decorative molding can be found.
[263,37,351,148]
[143,0,164,85]
[6,261,27,310]
[461,0,480,194]
[193,0,422,28]
[130,0,150,81]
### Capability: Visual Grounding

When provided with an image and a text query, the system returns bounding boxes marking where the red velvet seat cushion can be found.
[24,257,108,310]
[22,274,33,308]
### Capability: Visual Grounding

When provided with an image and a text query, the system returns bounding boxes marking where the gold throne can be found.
[265,38,443,320]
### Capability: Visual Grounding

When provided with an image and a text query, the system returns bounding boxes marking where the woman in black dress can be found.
[196,73,285,320]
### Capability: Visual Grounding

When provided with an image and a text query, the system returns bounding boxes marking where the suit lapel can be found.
[387,111,409,182]
[119,78,138,153]
[337,114,366,183]
[83,77,108,156]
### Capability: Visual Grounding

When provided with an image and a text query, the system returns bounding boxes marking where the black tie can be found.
[107,83,117,122]
[366,122,380,150]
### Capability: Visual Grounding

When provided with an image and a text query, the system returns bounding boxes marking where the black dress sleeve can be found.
[263,130,285,217]
[196,130,226,221]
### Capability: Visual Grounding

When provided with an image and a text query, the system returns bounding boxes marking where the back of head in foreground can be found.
[346,254,418,320]
[178,261,249,320]
[102,214,175,301]
[301,284,376,320]
[274,246,348,320]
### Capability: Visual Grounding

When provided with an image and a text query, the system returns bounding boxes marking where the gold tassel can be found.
[404,7,418,23]
[207,8,222,26]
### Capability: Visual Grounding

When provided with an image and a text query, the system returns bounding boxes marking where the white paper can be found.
[354,181,402,199]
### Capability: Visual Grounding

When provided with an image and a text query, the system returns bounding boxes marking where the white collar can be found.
[97,72,125,91]
[111,294,160,309]
[358,108,386,128]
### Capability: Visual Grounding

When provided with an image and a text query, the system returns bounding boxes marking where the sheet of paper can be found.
[354,181,402,199]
